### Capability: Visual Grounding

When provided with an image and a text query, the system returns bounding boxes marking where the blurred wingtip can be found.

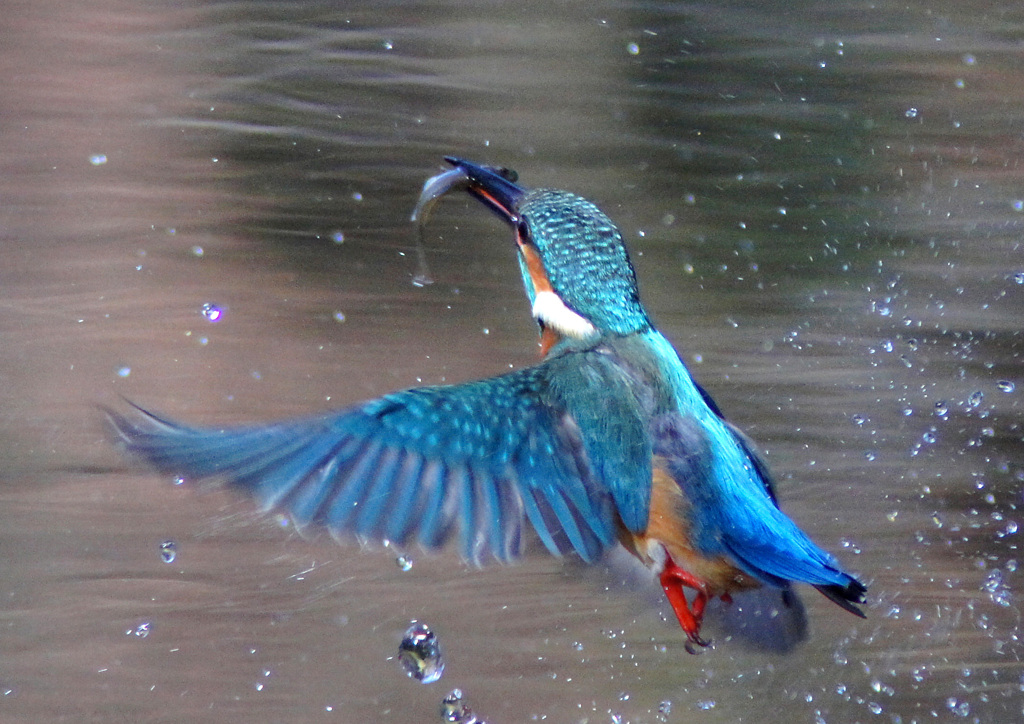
[815,578,868,619]
[100,398,158,449]
[99,399,138,448]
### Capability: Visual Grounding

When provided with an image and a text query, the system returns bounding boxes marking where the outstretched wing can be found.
[107,365,623,565]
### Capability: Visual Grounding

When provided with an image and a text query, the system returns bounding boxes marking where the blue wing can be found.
[107,364,627,565]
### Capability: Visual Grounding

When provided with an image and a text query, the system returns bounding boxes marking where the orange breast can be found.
[619,457,760,596]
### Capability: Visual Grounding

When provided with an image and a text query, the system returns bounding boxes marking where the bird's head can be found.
[440,157,650,350]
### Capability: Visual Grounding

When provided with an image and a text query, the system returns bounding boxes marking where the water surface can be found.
[0,1,1022,722]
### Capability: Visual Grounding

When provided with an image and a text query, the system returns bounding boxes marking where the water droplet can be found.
[997,380,1015,393]
[159,540,176,564]
[967,390,984,408]
[191,245,204,256]
[983,569,1012,607]
[382,40,393,50]
[865,451,877,461]
[396,554,413,572]
[116,365,131,378]
[441,689,465,721]
[852,414,866,426]
[331,231,345,244]
[440,688,483,723]
[89,154,108,166]
[934,401,949,417]
[696,700,716,710]
[905,107,919,118]
[333,311,346,323]
[201,302,223,322]
[128,622,152,638]
[946,697,970,717]
[398,622,444,684]
[1014,272,1024,284]
[626,42,640,55]
[922,430,936,444]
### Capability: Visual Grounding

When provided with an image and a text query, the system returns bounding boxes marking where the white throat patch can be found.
[532,290,597,339]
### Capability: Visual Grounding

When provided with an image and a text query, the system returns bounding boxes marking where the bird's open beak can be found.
[443,156,525,224]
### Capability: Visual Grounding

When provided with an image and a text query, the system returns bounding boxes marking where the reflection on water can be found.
[0,0,1021,722]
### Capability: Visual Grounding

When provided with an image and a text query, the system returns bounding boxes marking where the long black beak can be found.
[444,156,525,224]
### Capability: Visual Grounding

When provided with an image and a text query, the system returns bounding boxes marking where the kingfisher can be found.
[108,157,866,649]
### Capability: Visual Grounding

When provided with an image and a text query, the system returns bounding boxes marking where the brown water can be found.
[1,1,1022,722]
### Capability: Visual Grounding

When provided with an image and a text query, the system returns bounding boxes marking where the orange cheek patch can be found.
[518,239,561,356]
[517,240,553,294]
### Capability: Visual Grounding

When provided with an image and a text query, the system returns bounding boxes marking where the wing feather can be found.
[107,360,625,564]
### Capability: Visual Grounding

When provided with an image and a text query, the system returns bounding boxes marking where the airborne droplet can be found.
[159,540,177,564]
[200,302,224,322]
[128,622,152,638]
[441,688,485,723]
[398,622,444,684]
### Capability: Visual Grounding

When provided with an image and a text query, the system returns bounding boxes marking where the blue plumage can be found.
[108,157,866,647]
[110,362,626,565]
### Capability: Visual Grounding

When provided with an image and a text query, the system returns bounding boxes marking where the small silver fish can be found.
[410,166,471,287]
[411,166,471,224]
[409,160,519,287]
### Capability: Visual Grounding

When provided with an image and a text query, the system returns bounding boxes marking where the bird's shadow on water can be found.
[590,547,809,655]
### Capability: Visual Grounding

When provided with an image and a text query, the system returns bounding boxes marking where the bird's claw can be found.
[659,555,715,652]
[684,636,712,655]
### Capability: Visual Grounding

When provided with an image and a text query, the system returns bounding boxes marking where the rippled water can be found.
[1,1,1022,722]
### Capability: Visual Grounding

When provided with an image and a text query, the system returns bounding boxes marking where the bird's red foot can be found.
[659,556,712,651]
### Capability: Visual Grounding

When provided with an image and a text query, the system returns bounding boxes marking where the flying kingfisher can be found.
[108,157,866,649]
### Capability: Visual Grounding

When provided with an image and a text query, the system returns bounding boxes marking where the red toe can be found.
[658,557,711,648]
